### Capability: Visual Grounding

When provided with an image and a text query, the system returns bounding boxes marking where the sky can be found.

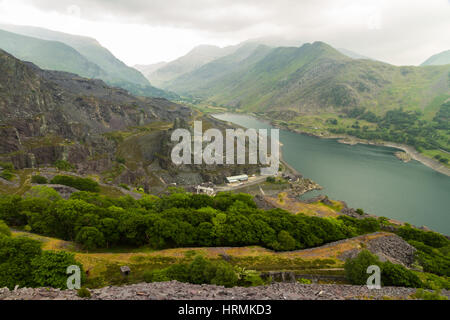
[0,0,449,66]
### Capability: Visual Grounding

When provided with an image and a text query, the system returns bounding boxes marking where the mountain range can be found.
[0,24,178,100]
[158,41,449,116]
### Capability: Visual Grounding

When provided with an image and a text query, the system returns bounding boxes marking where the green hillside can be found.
[0,25,178,100]
[169,42,450,115]
[167,41,450,162]
[422,50,450,66]
[147,45,235,87]
[165,43,274,95]
[0,29,106,79]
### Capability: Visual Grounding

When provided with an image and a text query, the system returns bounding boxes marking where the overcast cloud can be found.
[0,0,449,66]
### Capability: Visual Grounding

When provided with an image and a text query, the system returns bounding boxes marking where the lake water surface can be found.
[213,113,450,235]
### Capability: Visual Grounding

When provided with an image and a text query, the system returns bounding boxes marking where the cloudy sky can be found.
[0,0,449,66]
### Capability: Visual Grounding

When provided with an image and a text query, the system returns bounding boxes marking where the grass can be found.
[265,193,340,217]
[10,230,400,288]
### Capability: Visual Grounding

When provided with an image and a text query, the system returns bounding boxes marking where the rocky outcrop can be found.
[338,234,416,267]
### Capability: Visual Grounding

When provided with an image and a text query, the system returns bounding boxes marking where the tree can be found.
[344,250,381,285]
[24,186,62,202]
[75,227,105,251]
[277,230,296,251]
[99,218,120,248]
[0,195,26,226]
[31,251,84,289]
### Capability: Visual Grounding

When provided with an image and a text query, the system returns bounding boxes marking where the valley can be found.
[0,20,449,302]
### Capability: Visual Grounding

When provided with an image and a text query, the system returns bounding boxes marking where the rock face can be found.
[0,49,193,186]
[1,282,447,300]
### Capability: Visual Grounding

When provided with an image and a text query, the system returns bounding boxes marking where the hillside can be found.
[421,50,450,66]
[0,25,177,100]
[0,49,192,187]
[0,29,107,79]
[169,42,450,114]
[134,62,168,79]
[145,44,240,87]
[165,43,274,95]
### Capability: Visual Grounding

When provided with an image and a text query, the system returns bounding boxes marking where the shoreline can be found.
[246,113,450,178]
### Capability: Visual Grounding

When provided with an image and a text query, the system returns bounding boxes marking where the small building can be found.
[195,185,215,196]
[226,174,249,184]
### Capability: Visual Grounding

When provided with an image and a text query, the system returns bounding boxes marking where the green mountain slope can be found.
[170,42,450,116]
[0,25,178,100]
[0,29,107,79]
[146,44,240,87]
[165,43,274,95]
[421,50,450,66]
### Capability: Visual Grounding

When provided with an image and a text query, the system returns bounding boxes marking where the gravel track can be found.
[1,281,447,300]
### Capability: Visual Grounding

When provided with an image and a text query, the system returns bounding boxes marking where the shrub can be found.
[211,262,239,287]
[345,250,424,288]
[0,170,14,181]
[31,175,48,184]
[77,288,91,298]
[0,162,14,171]
[412,289,448,300]
[298,278,313,284]
[266,176,276,183]
[143,269,170,283]
[381,262,423,288]
[119,183,130,190]
[31,251,84,289]
[409,241,450,276]
[356,208,364,215]
[0,220,10,237]
[146,256,239,287]
[24,186,62,202]
[0,235,42,289]
[236,268,265,287]
[54,160,75,171]
[50,175,100,193]
[397,226,449,248]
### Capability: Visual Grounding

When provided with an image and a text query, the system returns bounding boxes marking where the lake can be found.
[213,113,450,235]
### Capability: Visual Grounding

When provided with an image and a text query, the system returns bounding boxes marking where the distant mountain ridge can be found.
[421,50,450,66]
[144,44,241,87]
[162,41,449,115]
[0,24,178,100]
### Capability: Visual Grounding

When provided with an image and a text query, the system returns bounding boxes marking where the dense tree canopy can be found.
[0,191,383,252]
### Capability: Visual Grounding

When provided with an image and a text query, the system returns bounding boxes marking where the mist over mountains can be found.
[0,24,178,100]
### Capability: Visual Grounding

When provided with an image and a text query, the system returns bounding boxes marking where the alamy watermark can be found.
[367,265,381,289]
[67,265,81,290]
[170,121,280,175]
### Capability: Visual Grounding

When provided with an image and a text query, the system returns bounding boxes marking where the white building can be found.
[226,174,249,184]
